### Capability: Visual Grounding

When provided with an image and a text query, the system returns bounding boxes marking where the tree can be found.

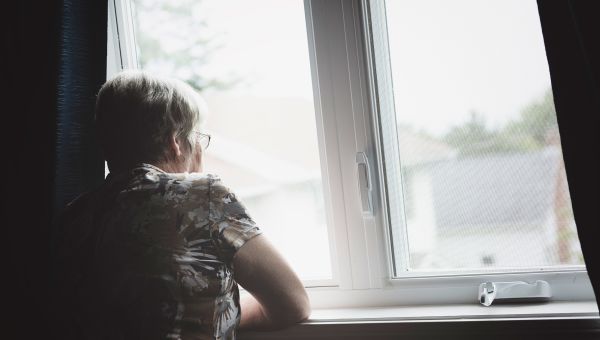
[503,89,558,147]
[442,110,512,157]
[442,88,558,157]
[133,0,240,92]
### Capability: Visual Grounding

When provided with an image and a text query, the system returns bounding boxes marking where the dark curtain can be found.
[54,1,107,213]
[537,0,600,306]
[4,0,107,337]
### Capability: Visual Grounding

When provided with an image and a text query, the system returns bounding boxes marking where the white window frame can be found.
[109,0,597,313]
[364,0,589,280]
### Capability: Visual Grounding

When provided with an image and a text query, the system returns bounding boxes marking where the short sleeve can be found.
[208,175,262,264]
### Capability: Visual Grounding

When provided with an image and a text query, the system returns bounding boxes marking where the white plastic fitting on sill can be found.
[479,280,552,306]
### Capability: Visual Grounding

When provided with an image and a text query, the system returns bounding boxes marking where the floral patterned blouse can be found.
[52,163,262,339]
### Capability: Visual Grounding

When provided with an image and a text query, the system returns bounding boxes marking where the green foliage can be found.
[504,89,558,146]
[442,88,558,157]
[133,0,240,92]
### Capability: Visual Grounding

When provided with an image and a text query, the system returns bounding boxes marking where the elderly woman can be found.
[51,71,310,339]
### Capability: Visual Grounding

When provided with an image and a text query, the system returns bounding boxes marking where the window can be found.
[382,0,584,275]
[109,0,335,284]
[108,0,596,311]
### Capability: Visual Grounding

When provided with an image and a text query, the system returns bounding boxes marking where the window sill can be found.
[240,301,600,339]
[307,300,599,323]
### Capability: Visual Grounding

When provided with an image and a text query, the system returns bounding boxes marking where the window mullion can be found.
[342,0,388,289]
[307,0,388,290]
[305,0,354,289]
[363,0,411,276]
[111,0,138,70]
[107,1,121,76]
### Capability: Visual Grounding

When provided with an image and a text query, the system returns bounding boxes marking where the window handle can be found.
[356,152,373,217]
[478,280,552,306]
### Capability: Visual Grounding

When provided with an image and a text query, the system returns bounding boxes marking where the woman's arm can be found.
[233,234,311,330]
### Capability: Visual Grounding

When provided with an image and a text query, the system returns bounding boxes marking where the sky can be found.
[386,0,553,136]
[177,0,553,137]
[185,0,314,101]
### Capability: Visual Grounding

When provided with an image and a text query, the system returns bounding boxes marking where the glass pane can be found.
[132,0,332,281]
[385,0,584,272]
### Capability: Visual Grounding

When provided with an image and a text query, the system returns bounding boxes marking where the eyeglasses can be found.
[192,131,211,150]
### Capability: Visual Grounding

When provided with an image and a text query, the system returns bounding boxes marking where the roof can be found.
[398,128,457,166]
[423,148,563,228]
[200,93,322,197]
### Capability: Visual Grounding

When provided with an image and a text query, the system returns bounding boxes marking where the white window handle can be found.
[356,152,373,217]
[479,280,552,306]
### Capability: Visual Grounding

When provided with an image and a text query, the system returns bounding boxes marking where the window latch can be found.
[478,280,552,306]
[356,152,373,217]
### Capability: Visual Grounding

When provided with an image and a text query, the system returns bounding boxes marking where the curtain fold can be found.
[537,0,600,305]
[4,0,107,337]
[54,0,107,213]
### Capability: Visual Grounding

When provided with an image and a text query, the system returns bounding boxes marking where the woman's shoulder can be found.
[170,172,230,197]
[129,166,236,203]
[144,169,218,186]
[176,172,222,187]
[117,166,222,201]
[173,173,242,209]
[131,164,221,186]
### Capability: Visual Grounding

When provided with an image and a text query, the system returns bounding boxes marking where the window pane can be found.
[384,0,584,273]
[132,0,332,281]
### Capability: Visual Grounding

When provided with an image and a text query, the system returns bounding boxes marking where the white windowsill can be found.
[240,301,600,339]
[307,301,599,323]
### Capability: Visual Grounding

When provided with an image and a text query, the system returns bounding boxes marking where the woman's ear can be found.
[170,134,183,157]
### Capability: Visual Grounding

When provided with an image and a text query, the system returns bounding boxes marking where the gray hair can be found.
[95,70,207,172]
